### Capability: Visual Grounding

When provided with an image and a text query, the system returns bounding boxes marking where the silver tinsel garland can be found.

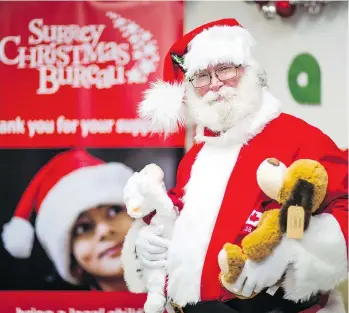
[248,1,328,19]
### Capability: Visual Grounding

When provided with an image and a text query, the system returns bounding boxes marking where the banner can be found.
[0,1,185,148]
[0,2,184,312]
[2,292,147,313]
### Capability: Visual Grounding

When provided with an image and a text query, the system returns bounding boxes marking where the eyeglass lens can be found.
[191,66,238,88]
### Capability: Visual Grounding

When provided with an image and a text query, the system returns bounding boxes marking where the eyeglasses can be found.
[189,65,239,88]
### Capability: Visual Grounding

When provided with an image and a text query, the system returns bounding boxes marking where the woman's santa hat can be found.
[1,149,133,284]
[138,18,256,136]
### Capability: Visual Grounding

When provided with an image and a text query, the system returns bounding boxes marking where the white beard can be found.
[185,67,263,132]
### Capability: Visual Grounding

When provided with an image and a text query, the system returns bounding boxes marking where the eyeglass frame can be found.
[188,64,242,88]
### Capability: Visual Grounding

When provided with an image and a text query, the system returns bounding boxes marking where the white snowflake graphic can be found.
[133,40,146,50]
[114,18,127,27]
[133,50,143,60]
[106,11,160,84]
[125,22,139,35]
[139,59,156,74]
[129,34,140,44]
[126,68,146,84]
[141,31,152,41]
[143,41,158,56]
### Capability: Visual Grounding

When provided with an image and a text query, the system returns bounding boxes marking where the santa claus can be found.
[121,19,348,313]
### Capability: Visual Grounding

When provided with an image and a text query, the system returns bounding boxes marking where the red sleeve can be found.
[295,124,348,245]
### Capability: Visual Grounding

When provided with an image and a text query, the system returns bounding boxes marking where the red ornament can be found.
[275,1,296,17]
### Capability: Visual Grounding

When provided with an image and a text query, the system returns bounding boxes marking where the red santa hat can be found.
[138,18,256,136]
[1,149,133,284]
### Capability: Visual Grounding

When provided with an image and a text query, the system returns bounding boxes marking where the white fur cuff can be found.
[283,213,348,302]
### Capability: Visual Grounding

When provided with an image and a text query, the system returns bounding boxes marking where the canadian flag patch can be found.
[241,209,263,234]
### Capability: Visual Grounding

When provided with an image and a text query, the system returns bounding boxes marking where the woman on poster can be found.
[2,149,134,291]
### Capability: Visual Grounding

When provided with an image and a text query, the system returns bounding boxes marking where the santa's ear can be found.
[257,68,268,88]
[256,158,287,201]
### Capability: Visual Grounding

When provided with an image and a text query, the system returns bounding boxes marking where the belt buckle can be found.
[171,301,184,313]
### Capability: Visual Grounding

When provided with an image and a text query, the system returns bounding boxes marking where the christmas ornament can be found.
[275,1,296,18]
[307,1,325,15]
[261,2,277,19]
[252,1,328,19]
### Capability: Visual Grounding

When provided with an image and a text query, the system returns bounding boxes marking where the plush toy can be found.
[123,164,177,313]
[218,158,328,298]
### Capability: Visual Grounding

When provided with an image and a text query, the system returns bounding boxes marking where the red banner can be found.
[0,291,147,313]
[0,1,185,148]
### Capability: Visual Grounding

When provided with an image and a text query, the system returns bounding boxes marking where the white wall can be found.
[185,1,348,148]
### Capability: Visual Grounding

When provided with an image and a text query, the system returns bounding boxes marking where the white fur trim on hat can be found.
[35,162,133,284]
[138,81,185,136]
[2,217,35,258]
[184,25,256,77]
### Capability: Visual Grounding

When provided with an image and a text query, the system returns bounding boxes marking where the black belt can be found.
[171,290,320,313]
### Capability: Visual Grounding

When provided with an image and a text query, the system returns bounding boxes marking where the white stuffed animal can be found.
[123,164,177,313]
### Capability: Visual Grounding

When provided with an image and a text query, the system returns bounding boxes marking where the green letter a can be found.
[288,53,321,105]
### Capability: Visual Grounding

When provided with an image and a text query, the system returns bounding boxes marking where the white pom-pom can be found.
[138,81,185,137]
[256,158,287,200]
[2,217,34,258]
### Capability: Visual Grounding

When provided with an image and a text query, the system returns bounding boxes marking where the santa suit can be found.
[122,89,348,313]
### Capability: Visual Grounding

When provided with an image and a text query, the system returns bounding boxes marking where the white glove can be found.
[136,225,169,269]
[230,237,300,298]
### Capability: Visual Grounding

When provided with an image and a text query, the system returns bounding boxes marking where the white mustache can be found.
[202,87,238,105]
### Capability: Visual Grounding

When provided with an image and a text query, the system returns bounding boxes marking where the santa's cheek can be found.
[226,79,239,88]
[198,87,209,97]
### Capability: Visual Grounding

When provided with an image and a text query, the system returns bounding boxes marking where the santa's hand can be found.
[232,237,298,297]
[135,225,169,269]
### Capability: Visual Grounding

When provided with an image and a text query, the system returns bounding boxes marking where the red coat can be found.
[166,113,347,305]
[122,95,347,313]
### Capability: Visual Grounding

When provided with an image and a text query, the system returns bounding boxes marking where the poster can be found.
[0,1,184,312]
[0,1,185,148]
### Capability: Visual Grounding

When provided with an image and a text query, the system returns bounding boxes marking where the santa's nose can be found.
[209,74,224,92]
